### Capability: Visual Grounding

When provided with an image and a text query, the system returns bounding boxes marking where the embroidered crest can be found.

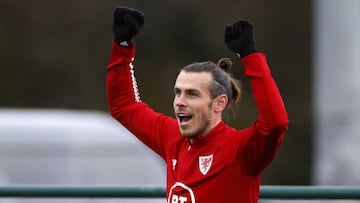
[199,154,213,175]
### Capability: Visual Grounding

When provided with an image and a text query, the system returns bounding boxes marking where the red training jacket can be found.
[106,41,289,203]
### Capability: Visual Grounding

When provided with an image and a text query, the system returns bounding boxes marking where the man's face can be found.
[173,71,215,138]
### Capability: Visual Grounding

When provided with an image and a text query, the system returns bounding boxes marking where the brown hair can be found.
[181,58,242,108]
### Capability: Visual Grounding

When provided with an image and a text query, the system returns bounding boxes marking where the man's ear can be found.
[213,94,228,113]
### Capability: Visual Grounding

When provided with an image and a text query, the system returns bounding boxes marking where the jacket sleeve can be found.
[106,40,176,159]
[237,52,289,176]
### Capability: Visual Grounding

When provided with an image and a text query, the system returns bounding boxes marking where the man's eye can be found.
[174,90,181,96]
[189,91,198,97]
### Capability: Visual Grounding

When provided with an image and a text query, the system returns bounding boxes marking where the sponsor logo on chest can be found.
[168,182,195,203]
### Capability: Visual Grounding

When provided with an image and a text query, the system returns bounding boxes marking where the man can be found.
[107,7,288,203]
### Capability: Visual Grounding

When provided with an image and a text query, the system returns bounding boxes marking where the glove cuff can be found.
[118,40,133,47]
[114,35,133,47]
[237,44,257,58]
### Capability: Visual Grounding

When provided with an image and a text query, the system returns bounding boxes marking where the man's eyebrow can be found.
[186,88,200,92]
[185,88,201,96]
[173,87,200,93]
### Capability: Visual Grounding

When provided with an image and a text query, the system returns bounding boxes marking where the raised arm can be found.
[106,7,172,159]
[225,20,289,175]
[107,7,144,118]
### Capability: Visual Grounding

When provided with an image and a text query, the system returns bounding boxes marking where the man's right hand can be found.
[113,7,144,46]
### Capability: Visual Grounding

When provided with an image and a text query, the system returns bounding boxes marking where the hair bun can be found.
[217,58,232,72]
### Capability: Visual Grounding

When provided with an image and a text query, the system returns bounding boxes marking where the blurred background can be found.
[0,0,359,189]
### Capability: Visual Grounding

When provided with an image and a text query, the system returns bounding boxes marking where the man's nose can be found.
[175,95,186,107]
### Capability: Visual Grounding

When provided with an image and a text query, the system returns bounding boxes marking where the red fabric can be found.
[107,40,288,203]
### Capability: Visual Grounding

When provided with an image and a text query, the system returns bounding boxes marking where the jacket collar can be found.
[189,121,227,148]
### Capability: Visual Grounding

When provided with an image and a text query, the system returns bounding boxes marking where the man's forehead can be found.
[175,71,212,89]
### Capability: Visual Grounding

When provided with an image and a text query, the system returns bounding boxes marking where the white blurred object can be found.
[0,108,165,203]
[312,0,360,203]
[313,0,360,186]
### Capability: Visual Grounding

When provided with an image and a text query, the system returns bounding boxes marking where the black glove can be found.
[225,20,257,58]
[112,7,144,46]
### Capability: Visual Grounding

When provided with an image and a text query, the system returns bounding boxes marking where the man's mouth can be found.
[177,113,193,126]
